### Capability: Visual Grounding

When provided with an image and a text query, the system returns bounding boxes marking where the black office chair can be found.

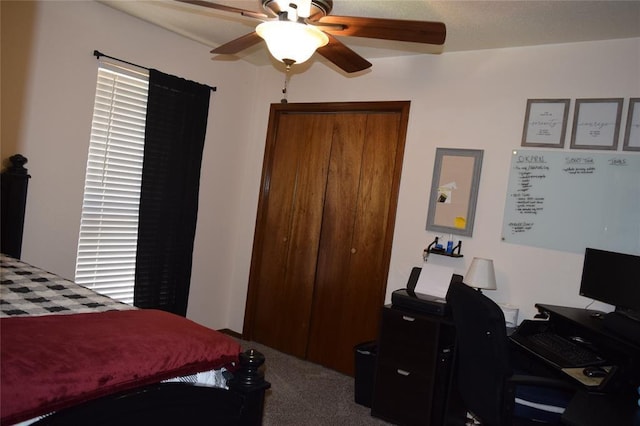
[446,281,575,425]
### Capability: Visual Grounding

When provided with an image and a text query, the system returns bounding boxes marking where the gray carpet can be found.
[236,339,392,425]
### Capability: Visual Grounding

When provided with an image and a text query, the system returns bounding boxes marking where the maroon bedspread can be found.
[0,309,241,424]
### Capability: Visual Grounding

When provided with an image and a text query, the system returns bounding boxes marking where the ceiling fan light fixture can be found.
[256,20,329,65]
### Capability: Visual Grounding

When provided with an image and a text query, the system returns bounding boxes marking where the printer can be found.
[391,267,463,316]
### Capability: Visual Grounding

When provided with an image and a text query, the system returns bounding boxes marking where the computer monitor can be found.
[579,248,640,322]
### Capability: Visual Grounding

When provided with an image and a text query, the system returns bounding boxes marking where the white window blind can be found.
[75,62,149,305]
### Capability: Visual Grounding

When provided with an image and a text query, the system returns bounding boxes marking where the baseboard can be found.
[218,328,243,339]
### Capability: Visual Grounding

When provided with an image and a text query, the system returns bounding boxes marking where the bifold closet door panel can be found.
[249,113,335,358]
[346,112,403,337]
[306,113,367,371]
[306,112,403,375]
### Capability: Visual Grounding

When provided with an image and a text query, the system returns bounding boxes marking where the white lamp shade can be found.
[256,21,329,65]
[465,257,497,290]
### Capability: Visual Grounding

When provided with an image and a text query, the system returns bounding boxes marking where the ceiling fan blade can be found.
[316,33,372,73]
[317,15,446,45]
[211,31,263,54]
[175,0,269,20]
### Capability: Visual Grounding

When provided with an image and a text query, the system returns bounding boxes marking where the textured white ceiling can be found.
[99,0,640,67]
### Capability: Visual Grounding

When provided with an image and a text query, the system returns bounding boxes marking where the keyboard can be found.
[514,332,605,368]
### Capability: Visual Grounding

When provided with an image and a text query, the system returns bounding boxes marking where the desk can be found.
[562,390,640,426]
[510,304,640,425]
[371,305,465,426]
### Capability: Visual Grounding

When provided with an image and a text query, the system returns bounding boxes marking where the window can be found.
[75,62,149,305]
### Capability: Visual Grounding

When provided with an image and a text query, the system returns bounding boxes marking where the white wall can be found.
[3,1,261,329]
[4,1,639,332]
[230,39,640,329]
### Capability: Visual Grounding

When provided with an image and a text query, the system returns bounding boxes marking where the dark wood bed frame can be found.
[1,155,270,425]
[34,349,270,425]
[1,154,30,259]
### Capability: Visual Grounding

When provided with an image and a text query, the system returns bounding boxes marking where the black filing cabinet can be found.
[371,305,464,426]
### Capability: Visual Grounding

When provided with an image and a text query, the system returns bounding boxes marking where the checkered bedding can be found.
[0,253,134,317]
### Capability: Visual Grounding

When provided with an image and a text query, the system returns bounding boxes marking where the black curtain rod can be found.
[93,50,217,92]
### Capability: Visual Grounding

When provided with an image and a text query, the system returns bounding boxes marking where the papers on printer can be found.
[414,261,454,300]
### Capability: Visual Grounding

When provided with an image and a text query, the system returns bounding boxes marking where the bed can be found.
[1,157,270,425]
[0,253,270,425]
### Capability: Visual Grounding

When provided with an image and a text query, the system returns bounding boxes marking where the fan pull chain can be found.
[281,72,289,103]
[281,60,294,104]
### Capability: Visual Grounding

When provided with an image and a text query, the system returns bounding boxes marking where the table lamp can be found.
[464,257,497,292]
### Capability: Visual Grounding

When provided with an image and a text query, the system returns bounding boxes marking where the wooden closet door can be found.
[248,113,335,357]
[306,112,403,375]
[245,102,409,373]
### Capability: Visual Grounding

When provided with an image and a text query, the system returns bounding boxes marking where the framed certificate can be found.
[570,98,623,150]
[521,99,570,148]
[623,98,640,152]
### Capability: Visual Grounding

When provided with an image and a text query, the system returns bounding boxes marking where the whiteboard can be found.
[502,149,640,254]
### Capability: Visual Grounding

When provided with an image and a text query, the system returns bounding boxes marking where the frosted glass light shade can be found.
[465,257,497,290]
[256,21,329,65]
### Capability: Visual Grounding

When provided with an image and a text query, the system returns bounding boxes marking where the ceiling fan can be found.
[176,0,446,73]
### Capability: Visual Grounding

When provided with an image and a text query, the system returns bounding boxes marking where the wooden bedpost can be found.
[227,349,271,425]
[1,154,30,259]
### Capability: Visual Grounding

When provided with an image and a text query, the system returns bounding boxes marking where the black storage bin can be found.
[354,341,377,408]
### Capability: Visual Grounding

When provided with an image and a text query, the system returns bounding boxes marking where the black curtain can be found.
[134,69,211,316]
